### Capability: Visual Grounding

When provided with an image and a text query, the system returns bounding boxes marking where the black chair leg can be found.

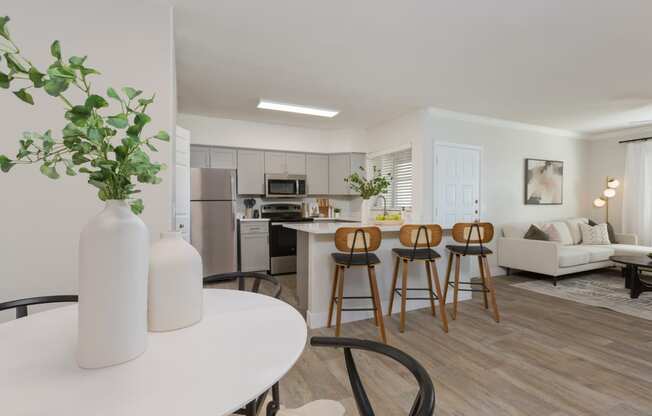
[266,382,280,416]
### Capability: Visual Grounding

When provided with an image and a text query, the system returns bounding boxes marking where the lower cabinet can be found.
[238,221,270,272]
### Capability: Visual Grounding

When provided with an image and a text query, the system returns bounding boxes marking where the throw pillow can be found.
[523,225,549,241]
[579,223,611,245]
[588,219,616,243]
[564,218,589,244]
[542,222,573,245]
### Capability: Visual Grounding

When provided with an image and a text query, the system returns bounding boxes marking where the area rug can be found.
[512,271,652,321]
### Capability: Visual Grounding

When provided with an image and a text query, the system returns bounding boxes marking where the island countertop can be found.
[282,222,402,234]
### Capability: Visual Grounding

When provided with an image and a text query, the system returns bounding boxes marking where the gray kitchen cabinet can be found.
[328,153,367,195]
[328,154,351,195]
[190,146,210,168]
[286,153,306,175]
[210,147,237,169]
[306,154,329,195]
[264,151,287,174]
[239,222,269,272]
[237,150,265,195]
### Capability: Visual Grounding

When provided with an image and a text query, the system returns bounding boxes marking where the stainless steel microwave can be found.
[265,174,307,198]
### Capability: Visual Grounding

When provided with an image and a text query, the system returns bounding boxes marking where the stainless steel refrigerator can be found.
[190,168,237,277]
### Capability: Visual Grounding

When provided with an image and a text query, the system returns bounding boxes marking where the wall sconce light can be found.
[593,176,619,223]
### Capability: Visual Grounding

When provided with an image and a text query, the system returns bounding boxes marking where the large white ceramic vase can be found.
[148,231,203,332]
[360,198,371,224]
[77,200,149,369]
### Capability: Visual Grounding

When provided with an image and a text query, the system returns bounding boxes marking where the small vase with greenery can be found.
[0,16,168,214]
[344,165,391,199]
[345,166,391,223]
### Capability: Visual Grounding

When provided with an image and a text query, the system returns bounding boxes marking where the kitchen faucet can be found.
[376,195,388,216]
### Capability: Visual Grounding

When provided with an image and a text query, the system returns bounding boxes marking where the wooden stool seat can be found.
[387,225,449,334]
[444,222,500,323]
[445,245,493,255]
[331,252,381,266]
[392,248,441,260]
[328,227,387,344]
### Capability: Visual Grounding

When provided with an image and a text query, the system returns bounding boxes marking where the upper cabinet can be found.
[237,150,265,195]
[190,146,237,169]
[329,153,366,195]
[264,152,287,174]
[286,153,306,175]
[210,148,237,169]
[306,154,329,195]
[264,152,306,175]
[190,146,210,168]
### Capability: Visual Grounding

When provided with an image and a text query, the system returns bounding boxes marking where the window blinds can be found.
[370,148,413,209]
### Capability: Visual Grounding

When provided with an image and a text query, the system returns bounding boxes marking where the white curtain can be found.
[622,141,652,246]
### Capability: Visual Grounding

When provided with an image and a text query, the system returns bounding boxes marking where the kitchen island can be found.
[283,222,473,329]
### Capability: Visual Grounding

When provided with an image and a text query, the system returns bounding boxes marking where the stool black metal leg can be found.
[452,254,461,320]
[444,252,453,301]
[430,260,449,333]
[477,256,488,309]
[387,256,400,316]
[327,265,340,328]
[400,259,409,332]
[425,261,437,316]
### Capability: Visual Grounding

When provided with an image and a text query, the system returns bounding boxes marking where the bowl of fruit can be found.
[373,213,404,225]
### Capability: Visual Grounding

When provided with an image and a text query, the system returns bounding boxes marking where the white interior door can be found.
[175,126,191,241]
[434,143,481,228]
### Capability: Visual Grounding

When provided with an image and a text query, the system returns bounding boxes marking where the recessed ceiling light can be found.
[257,100,339,118]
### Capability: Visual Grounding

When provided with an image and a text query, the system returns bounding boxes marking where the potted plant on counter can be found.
[0,16,169,368]
[344,166,391,223]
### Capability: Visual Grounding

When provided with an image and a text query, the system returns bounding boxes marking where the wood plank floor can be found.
[270,272,652,415]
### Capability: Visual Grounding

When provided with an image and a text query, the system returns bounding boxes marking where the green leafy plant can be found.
[0,16,168,214]
[344,165,391,199]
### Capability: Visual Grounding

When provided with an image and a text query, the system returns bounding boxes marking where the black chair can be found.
[203,272,282,416]
[0,295,78,319]
[311,336,436,416]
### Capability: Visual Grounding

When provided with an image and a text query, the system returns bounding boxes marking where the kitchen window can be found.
[370,148,413,210]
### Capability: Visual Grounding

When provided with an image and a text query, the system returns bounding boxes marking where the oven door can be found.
[266,178,298,198]
[269,224,297,274]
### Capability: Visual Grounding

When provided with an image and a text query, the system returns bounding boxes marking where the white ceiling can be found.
[173,0,652,134]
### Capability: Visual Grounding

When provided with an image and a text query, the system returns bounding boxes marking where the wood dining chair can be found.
[329,226,387,343]
[0,295,78,319]
[388,224,448,333]
[203,272,282,416]
[311,336,436,416]
[444,222,499,322]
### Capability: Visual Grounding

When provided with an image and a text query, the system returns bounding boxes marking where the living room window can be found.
[370,148,413,210]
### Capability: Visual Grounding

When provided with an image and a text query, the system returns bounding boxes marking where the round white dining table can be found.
[0,289,307,416]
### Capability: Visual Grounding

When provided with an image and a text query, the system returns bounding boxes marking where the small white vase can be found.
[77,200,149,369]
[360,198,371,224]
[148,231,203,332]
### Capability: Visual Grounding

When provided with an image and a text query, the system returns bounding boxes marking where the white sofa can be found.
[497,218,652,285]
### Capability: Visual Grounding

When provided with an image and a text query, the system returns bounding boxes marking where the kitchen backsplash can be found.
[236,196,362,218]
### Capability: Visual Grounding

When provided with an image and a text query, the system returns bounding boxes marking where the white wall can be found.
[0,1,175,320]
[178,113,367,153]
[585,125,652,232]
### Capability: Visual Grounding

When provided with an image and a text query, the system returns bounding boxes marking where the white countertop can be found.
[282,221,402,234]
[312,216,359,222]
[238,218,269,222]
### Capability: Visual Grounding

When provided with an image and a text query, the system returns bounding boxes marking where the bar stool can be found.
[387,224,449,333]
[327,226,387,343]
[444,222,500,323]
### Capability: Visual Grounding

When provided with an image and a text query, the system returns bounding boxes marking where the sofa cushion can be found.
[543,222,573,245]
[609,244,652,257]
[580,223,611,245]
[588,219,617,244]
[502,222,538,239]
[524,225,549,241]
[580,245,615,262]
[558,246,590,267]
[564,217,589,244]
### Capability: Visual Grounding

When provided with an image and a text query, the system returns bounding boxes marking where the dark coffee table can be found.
[610,255,652,299]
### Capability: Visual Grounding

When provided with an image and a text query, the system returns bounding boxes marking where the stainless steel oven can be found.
[265,174,307,198]
[261,203,313,275]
